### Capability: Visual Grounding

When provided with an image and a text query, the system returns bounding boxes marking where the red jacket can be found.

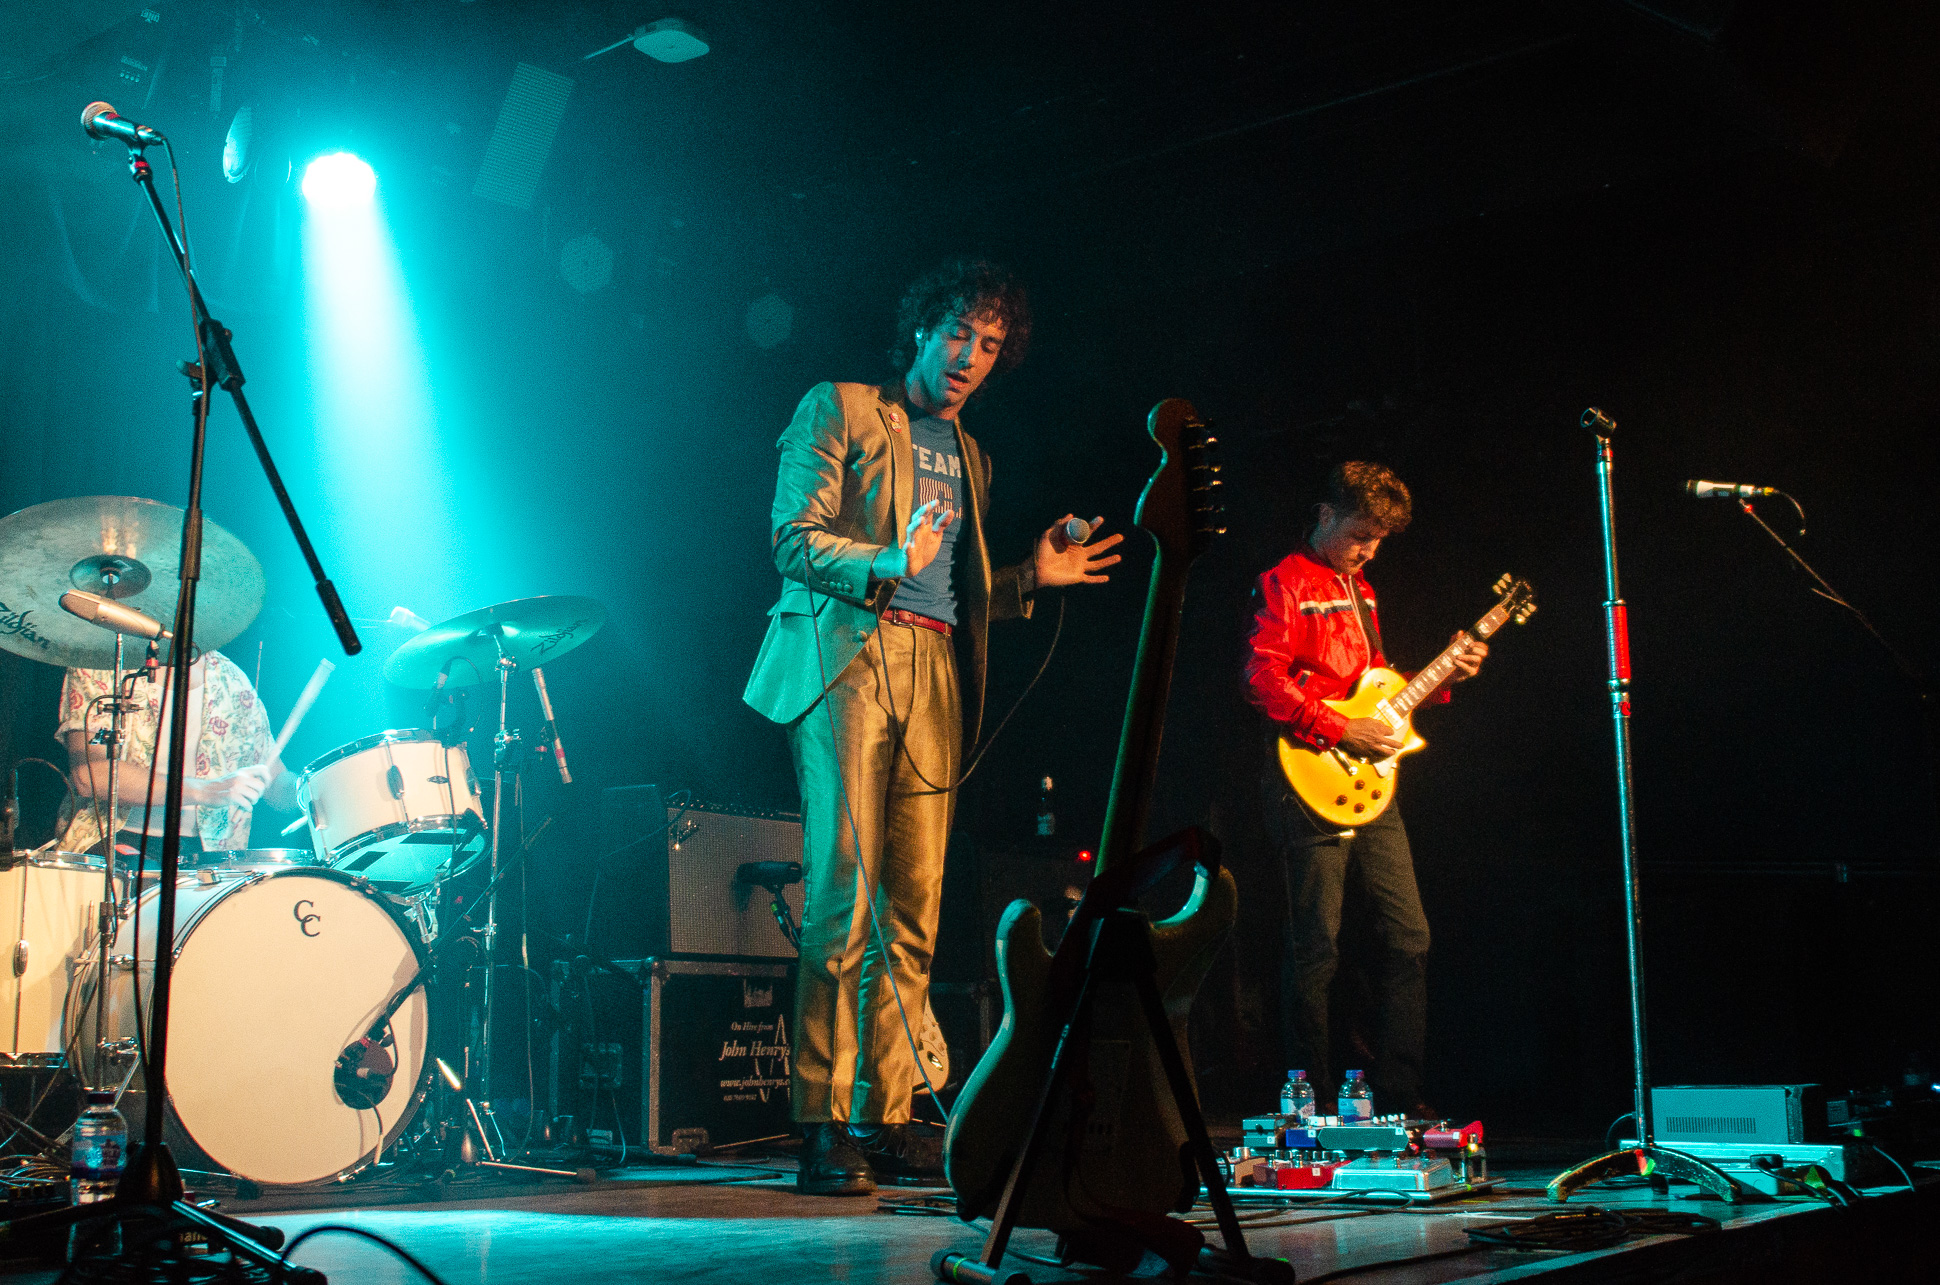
[1244,546,1446,751]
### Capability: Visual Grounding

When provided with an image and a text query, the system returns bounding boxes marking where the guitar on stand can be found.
[937,401,1292,1285]
[1276,575,1536,831]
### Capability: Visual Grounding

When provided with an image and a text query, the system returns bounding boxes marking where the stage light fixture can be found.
[302,152,376,207]
[222,106,253,183]
[560,234,614,294]
[583,17,711,63]
[745,294,794,349]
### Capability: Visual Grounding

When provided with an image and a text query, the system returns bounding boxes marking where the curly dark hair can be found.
[1323,461,1413,533]
[888,258,1033,378]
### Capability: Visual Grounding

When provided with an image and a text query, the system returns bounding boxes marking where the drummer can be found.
[54,650,300,861]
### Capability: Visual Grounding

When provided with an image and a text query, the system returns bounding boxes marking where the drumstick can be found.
[269,659,336,768]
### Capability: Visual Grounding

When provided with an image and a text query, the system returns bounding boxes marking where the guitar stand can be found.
[933,899,1293,1284]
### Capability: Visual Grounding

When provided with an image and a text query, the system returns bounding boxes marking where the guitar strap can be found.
[1346,575,1384,666]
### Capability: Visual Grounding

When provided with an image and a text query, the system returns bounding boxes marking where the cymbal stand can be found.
[85,629,137,1089]
[473,630,517,1153]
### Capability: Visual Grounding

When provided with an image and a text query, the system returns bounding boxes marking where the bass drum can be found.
[68,868,432,1187]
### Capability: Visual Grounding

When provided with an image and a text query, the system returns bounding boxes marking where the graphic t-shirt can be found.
[888,414,963,625]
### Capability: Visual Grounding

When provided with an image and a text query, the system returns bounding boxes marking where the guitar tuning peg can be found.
[1493,574,1510,594]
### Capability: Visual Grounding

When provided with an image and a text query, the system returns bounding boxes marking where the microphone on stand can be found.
[1685,479,1780,499]
[80,101,165,147]
[1582,407,1617,434]
[59,591,171,641]
[531,667,571,785]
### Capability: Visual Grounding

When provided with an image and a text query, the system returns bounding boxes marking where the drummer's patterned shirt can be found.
[52,651,272,852]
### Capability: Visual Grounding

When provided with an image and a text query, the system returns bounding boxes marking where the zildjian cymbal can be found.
[0,496,265,669]
[382,595,607,689]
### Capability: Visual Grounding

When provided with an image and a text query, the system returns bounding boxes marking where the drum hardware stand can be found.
[1547,411,1757,1205]
[87,629,129,1088]
[80,630,159,1087]
[341,820,582,1182]
[0,125,356,1280]
[470,631,523,1153]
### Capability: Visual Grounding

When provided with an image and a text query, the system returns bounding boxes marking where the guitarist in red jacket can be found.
[1242,462,1486,1117]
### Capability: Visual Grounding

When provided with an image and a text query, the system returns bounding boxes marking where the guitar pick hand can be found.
[1339,717,1404,760]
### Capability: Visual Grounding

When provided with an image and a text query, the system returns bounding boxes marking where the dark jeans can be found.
[1265,774,1430,1108]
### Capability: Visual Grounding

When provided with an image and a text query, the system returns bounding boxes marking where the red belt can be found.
[882,608,953,637]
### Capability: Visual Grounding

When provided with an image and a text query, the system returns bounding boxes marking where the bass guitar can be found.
[942,399,1237,1265]
[1276,574,1535,830]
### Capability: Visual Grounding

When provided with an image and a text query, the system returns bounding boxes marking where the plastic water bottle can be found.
[1338,1069,1373,1124]
[71,1090,126,1204]
[1279,1069,1316,1123]
[1035,776,1056,837]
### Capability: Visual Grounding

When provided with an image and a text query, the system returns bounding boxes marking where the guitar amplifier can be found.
[596,787,805,960]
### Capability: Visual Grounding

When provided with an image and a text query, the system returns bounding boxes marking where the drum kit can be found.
[0,495,605,1188]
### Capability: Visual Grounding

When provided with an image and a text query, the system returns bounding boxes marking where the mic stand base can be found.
[1547,1142,1762,1204]
[0,1143,322,1281]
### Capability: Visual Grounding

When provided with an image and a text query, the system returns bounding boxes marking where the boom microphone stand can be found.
[1724,493,1940,832]
[0,115,357,1276]
[1547,409,1753,1204]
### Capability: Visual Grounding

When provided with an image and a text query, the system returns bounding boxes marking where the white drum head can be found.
[164,872,429,1185]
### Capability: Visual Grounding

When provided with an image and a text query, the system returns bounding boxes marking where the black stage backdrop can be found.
[2,1,1935,1137]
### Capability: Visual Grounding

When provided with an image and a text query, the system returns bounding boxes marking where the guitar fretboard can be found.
[1385,604,1510,720]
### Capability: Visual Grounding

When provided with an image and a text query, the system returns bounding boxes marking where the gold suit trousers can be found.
[786,620,959,1124]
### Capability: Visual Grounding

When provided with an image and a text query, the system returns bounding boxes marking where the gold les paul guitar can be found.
[1277,574,1535,831]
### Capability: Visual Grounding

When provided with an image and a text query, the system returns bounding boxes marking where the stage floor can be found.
[4,1142,1932,1282]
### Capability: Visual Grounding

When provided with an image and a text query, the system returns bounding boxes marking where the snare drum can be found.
[298,729,485,893]
[67,866,433,1186]
[0,853,115,1066]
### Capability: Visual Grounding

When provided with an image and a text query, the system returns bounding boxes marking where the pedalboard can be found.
[1231,1111,1491,1200]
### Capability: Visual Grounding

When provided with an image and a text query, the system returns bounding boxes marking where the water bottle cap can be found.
[84,1090,116,1106]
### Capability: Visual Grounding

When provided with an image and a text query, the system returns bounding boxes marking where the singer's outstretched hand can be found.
[1035,514,1123,588]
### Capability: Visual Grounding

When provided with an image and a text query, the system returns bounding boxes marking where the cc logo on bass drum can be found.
[292,899,323,937]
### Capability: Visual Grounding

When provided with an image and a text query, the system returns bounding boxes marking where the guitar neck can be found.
[1386,603,1509,719]
[1095,554,1190,876]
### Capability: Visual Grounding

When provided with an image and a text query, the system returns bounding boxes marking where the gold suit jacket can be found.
[742,380,1033,743]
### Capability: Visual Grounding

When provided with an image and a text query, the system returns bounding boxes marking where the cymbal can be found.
[383,595,607,689]
[0,496,265,669]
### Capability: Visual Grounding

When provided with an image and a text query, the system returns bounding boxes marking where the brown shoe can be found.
[797,1123,876,1196]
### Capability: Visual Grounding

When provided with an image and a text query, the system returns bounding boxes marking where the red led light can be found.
[1077,850,1093,863]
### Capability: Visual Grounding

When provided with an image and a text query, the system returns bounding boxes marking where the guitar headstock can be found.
[1136,398,1225,566]
[1490,573,1538,627]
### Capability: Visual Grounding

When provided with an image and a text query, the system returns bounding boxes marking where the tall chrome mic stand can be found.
[1548,410,1753,1203]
